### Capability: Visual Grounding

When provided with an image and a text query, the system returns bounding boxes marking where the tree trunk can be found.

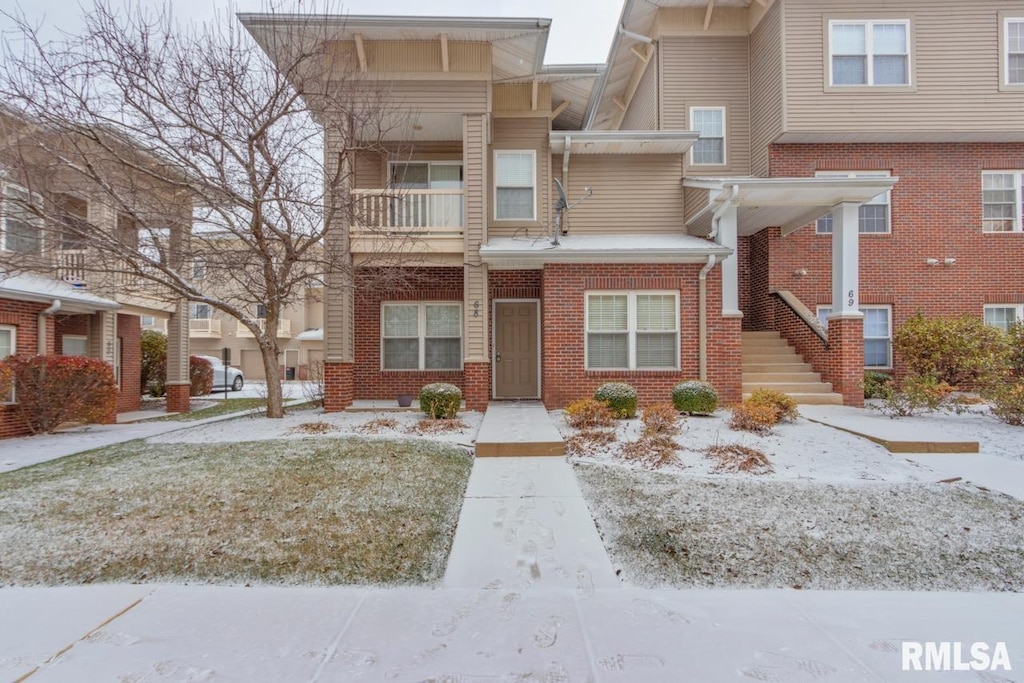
[258,334,285,419]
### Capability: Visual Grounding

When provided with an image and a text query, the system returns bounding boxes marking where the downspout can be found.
[37,300,61,355]
[561,135,571,236]
[708,184,740,241]
[698,254,717,381]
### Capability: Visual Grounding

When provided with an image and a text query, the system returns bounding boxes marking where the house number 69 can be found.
[847,290,855,307]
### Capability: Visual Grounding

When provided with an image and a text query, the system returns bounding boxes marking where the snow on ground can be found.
[149,406,483,448]
[551,409,935,484]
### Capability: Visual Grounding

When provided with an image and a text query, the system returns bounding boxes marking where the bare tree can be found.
[0,0,414,418]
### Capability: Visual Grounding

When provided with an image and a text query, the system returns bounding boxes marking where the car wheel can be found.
[232,376,244,391]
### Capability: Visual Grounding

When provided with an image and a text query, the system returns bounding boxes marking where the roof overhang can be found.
[480,234,731,269]
[0,273,121,314]
[497,64,606,131]
[683,176,900,237]
[295,328,324,341]
[550,130,699,155]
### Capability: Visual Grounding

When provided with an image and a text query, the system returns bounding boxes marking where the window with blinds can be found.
[494,151,536,220]
[586,292,679,370]
[382,302,462,370]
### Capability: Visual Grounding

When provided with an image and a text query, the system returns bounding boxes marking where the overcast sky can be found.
[2,0,626,65]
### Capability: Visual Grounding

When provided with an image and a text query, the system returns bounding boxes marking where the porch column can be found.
[715,204,741,317]
[462,113,490,411]
[165,298,191,414]
[828,201,864,407]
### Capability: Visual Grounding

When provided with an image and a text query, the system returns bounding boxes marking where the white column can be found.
[716,204,741,317]
[831,201,863,317]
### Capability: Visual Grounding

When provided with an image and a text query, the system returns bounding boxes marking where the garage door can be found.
[240,349,265,380]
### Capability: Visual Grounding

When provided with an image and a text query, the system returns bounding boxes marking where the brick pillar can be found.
[166,383,191,414]
[463,362,490,411]
[827,316,864,407]
[323,361,354,412]
[709,314,744,405]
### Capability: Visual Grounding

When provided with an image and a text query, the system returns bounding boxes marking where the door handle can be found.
[496,351,502,362]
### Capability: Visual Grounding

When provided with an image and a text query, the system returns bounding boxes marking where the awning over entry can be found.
[683,176,900,237]
[480,234,730,269]
[0,272,120,314]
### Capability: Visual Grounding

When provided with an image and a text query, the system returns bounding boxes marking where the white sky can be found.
[3,0,627,65]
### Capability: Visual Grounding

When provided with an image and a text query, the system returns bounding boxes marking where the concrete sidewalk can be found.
[2,584,1021,681]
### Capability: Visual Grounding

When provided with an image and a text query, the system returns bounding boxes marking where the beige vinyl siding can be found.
[621,52,659,130]
[381,81,488,113]
[749,1,784,176]
[493,83,552,117]
[463,114,488,362]
[551,155,684,235]
[488,117,550,232]
[783,0,1024,138]
[326,40,490,75]
[661,36,751,175]
[353,143,464,189]
[683,185,711,226]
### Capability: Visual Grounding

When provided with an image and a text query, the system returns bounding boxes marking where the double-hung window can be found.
[190,303,212,320]
[586,292,679,370]
[382,303,462,371]
[982,171,1024,232]
[815,171,892,234]
[984,305,1024,332]
[494,151,536,220]
[1006,18,1024,86]
[829,20,910,86]
[817,305,892,369]
[0,325,14,403]
[690,108,726,166]
[1,183,42,254]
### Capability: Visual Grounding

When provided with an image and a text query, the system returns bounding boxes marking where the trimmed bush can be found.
[877,373,954,418]
[2,354,118,433]
[985,383,1024,426]
[671,380,718,415]
[1009,320,1024,379]
[862,371,893,399]
[642,403,681,437]
[747,388,799,423]
[729,401,778,435]
[894,313,1011,388]
[419,383,461,419]
[189,355,213,396]
[141,329,167,397]
[594,382,638,419]
[564,398,616,430]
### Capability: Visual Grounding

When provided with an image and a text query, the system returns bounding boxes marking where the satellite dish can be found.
[553,177,568,211]
[550,178,593,245]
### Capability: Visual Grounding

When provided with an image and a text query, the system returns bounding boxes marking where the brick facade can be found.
[166,382,191,414]
[323,361,354,412]
[0,299,55,439]
[117,314,142,413]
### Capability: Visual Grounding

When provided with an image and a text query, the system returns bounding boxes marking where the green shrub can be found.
[1008,320,1024,379]
[189,355,213,396]
[2,354,118,433]
[747,388,799,423]
[594,382,638,419]
[141,329,167,397]
[671,380,718,415]
[877,373,954,418]
[419,382,461,419]
[983,383,1024,426]
[862,371,893,399]
[564,398,616,429]
[894,313,1011,388]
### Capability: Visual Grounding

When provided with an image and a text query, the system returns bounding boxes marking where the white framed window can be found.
[61,335,88,356]
[388,161,465,228]
[817,305,892,369]
[255,303,267,319]
[190,303,212,320]
[494,151,536,221]
[984,304,1024,332]
[1006,18,1024,85]
[815,171,892,234]
[982,171,1024,232]
[690,107,726,166]
[1,183,42,254]
[382,302,462,371]
[55,193,89,251]
[586,292,679,370]
[829,20,910,86]
[192,258,206,279]
[0,324,14,403]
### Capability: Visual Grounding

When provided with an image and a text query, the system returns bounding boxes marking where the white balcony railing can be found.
[352,189,464,235]
[236,318,292,338]
[189,318,222,337]
[56,249,87,284]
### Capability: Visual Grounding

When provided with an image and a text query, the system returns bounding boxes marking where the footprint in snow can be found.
[738,650,838,681]
[597,654,666,671]
[532,616,565,649]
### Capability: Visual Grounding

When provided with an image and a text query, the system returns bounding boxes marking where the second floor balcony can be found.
[189,318,221,338]
[236,318,292,339]
[351,189,465,254]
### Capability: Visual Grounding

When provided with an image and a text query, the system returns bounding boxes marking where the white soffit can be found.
[480,234,731,268]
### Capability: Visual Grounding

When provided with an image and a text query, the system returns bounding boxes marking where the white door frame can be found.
[491,298,541,400]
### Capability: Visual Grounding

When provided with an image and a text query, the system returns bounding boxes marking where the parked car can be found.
[195,355,244,392]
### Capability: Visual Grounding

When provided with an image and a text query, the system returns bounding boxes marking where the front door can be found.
[494,301,539,399]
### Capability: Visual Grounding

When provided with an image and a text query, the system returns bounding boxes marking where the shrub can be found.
[1009,321,1024,379]
[0,361,12,399]
[564,398,616,429]
[671,380,718,415]
[877,373,954,418]
[862,371,893,399]
[983,383,1024,426]
[141,329,167,397]
[564,428,617,458]
[747,388,799,423]
[3,354,118,433]
[620,434,678,468]
[594,382,638,419]
[642,403,681,437]
[704,444,774,475]
[729,401,779,435]
[189,355,213,396]
[894,313,1011,388]
[419,383,461,419]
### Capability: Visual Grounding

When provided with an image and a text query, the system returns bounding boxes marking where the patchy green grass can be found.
[575,463,1024,591]
[156,398,268,421]
[0,438,472,586]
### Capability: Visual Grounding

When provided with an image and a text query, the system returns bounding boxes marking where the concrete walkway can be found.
[475,402,565,456]
[904,453,1024,501]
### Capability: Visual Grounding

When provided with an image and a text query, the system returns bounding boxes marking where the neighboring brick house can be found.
[242,0,1024,411]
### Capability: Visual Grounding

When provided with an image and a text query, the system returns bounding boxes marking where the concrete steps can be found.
[475,402,565,457]
[741,331,844,406]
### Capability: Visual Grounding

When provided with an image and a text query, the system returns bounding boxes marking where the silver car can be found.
[195,355,244,392]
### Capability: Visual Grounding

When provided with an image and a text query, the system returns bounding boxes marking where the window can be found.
[117,214,138,249]
[192,258,206,279]
[1,183,42,254]
[494,151,535,220]
[815,171,892,234]
[690,108,726,165]
[817,305,892,369]
[984,305,1024,332]
[0,325,14,403]
[255,303,267,319]
[388,162,464,228]
[55,194,89,250]
[190,303,212,319]
[829,20,910,86]
[586,292,678,370]
[982,171,1024,232]
[382,303,462,371]
[62,335,88,356]
[140,315,156,328]
[1006,19,1024,85]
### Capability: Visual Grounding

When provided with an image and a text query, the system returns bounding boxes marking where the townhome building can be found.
[242,0,1024,412]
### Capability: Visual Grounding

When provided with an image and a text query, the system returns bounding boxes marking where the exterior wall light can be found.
[925,258,939,266]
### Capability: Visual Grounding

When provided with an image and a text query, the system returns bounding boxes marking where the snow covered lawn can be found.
[0,437,472,586]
